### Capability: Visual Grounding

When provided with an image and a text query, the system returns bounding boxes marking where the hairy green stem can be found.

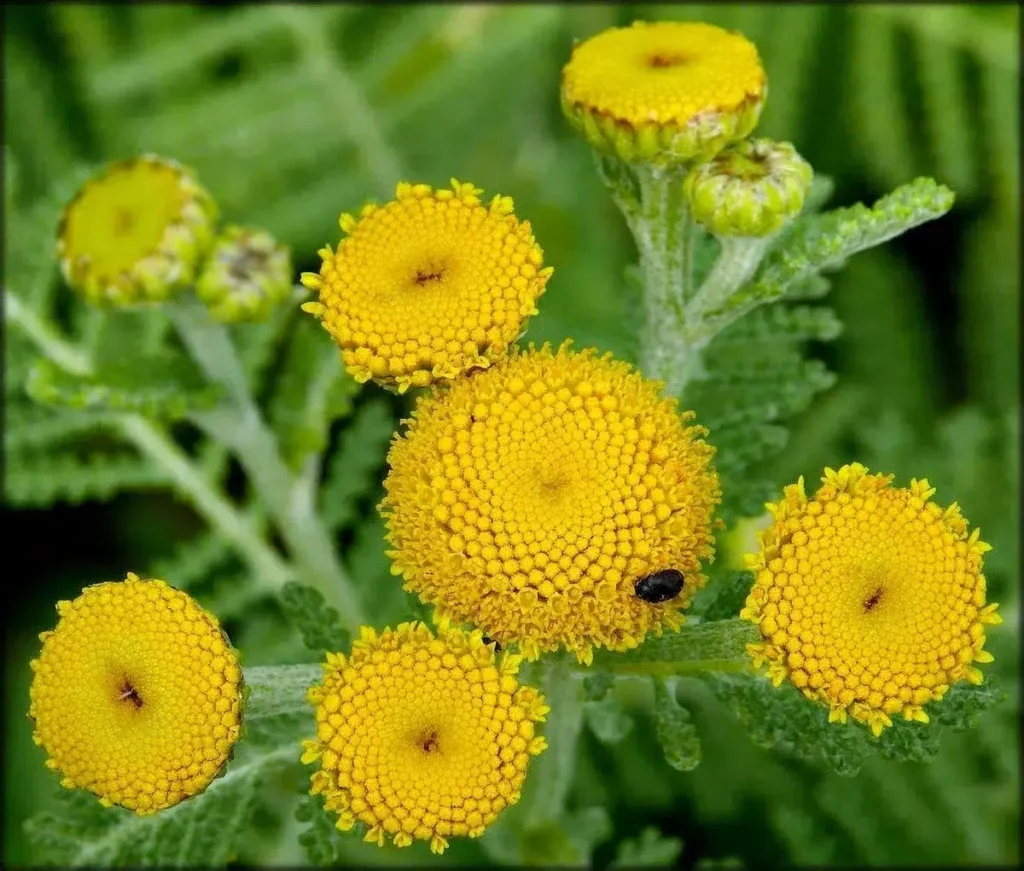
[686,235,773,328]
[599,163,703,398]
[120,415,293,589]
[168,299,365,628]
[5,289,91,375]
[6,288,292,592]
[579,659,755,678]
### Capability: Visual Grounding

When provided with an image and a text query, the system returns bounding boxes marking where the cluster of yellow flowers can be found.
[29,17,1000,857]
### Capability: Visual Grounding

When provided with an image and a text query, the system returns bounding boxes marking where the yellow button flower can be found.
[302,622,548,855]
[741,463,1002,737]
[300,180,553,394]
[58,155,218,306]
[28,573,243,814]
[382,343,721,664]
[561,20,766,165]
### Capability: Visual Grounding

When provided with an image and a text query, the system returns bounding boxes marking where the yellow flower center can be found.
[302,180,552,393]
[28,573,243,814]
[742,464,1000,736]
[561,20,765,128]
[61,159,186,281]
[382,344,721,664]
[304,624,547,854]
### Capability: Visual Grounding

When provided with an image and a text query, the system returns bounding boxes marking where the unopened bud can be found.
[683,138,813,237]
[195,226,292,323]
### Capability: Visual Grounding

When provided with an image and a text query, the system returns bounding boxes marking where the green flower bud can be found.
[195,226,292,323]
[683,138,813,237]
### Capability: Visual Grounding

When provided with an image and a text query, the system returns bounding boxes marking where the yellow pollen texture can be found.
[382,344,721,664]
[741,463,1002,737]
[28,573,243,814]
[561,20,765,129]
[301,180,553,393]
[302,623,548,855]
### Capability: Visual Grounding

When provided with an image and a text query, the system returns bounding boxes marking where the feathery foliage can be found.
[6,4,1018,868]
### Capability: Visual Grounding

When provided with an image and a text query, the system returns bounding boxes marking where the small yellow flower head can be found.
[561,20,766,165]
[57,155,218,306]
[382,343,721,664]
[303,622,548,855]
[683,138,813,237]
[28,573,243,814]
[300,180,554,394]
[741,464,1002,737]
[195,225,293,323]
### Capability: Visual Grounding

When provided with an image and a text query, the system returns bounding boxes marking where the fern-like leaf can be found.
[319,399,394,531]
[653,678,701,772]
[268,319,360,470]
[707,178,955,329]
[150,531,235,590]
[25,748,297,867]
[26,354,221,421]
[4,451,171,507]
[3,403,117,454]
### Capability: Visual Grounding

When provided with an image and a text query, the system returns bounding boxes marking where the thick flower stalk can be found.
[382,343,721,664]
[28,573,243,814]
[302,622,548,854]
[57,155,218,306]
[561,20,766,166]
[741,464,1002,737]
[300,180,553,393]
[195,225,293,323]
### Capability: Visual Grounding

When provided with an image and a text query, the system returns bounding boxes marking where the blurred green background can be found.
[4,4,1020,866]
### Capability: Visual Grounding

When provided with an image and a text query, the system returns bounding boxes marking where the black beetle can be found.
[481,635,502,652]
[634,569,685,603]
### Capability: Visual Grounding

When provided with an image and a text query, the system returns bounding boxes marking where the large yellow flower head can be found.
[300,180,553,394]
[382,343,721,664]
[58,155,218,306]
[302,622,548,855]
[28,573,243,814]
[561,20,766,165]
[741,464,1002,737]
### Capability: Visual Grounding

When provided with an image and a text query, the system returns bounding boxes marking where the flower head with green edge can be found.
[300,180,553,394]
[28,572,243,814]
[195,225,293,323]
[302,622,548,855]
[683,138,813,237]
[57,155,218,307]
[381,342,721,665]
[740,463,1002,737]
[560,20,766,166]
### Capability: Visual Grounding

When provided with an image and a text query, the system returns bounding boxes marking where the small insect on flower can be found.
[28,572,243,814]
[481,635,502,651]
[382,342,721,665]
[634,569,686,604]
